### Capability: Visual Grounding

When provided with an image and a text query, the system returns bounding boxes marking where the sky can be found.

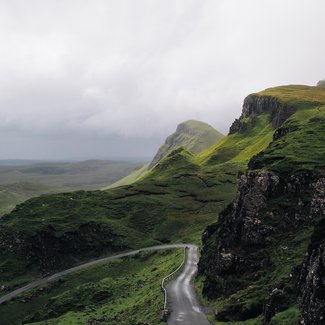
[0,0,324,160]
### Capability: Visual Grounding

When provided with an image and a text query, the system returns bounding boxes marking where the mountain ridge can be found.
[148,119,223,169]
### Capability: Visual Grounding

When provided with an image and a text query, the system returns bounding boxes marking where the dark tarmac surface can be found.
[167,245,210,325]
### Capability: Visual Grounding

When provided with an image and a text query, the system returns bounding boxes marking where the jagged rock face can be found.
[229,95,296,134]
[149,120,222,169]
[298,241,325,325]
[317,80,325,87]
[263,288,286,324]
[298,178,325,325]
[199,169,324,322]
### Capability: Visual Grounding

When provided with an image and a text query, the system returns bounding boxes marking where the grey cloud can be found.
[0,0,324,159]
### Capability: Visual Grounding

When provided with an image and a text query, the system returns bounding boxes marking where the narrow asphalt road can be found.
[0,243,186,305]
[0,243,210,325]
[167,245,210,325]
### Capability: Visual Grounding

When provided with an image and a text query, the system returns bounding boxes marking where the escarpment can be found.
[200,170,317,298]
[199,87,325,323]
[229,95,295,134]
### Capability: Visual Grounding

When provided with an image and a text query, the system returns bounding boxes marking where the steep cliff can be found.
[229,94,295,134]
[298,181,325,324]
[149,120,223,169]
[199,85,325,324]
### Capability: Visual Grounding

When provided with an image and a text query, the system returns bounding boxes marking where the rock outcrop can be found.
[229,95,295,134]
[298,178,325,324]
[199,169,325,322]
[298,239,325,324]
[149,120,223,169]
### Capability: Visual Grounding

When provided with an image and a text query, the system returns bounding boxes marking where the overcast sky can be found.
[0,0,324,160]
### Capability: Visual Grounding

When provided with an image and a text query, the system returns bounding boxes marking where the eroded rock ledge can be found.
[229,95,296,134]
[199,169,325,323]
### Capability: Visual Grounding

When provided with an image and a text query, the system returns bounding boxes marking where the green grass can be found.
[0,182,61,216]
[250,106,325,173]
[257,84,325,105]
[269,307,300,325]
[149,119,224,168]
[196,114,274,166]
[0,249,183,325]
[103,162,150,189]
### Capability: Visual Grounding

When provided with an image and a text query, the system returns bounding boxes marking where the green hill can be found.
[148,119,224,169]
[102,162,150,189]
[106,120,224,189]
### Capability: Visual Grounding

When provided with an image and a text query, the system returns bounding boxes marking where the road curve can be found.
[0,243,188,305]
[167,245,210,325]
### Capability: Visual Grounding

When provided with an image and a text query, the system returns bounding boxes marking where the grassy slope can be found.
[196,113,273,166]
[149,120,224,168]
[250,106,325,173]
[103,120,223,190]
[197,85,325,324]
[108,120,225,190]
[167,120,224,154]
[0,182,61,216]
[103,162,150,189]
[0,249,183,325]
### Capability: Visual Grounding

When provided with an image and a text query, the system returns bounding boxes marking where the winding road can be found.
[166,245,210,325]
[0,243,210,324]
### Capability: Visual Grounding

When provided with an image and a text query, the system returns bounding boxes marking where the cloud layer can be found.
[0,0,324,158]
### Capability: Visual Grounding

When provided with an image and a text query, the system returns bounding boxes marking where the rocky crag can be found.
[199,86,325,324]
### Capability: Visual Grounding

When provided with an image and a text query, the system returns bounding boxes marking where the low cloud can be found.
[0,0,324,158]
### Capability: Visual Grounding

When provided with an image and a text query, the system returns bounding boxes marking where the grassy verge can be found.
[0,249,183,325]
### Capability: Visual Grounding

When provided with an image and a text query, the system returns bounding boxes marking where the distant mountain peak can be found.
[149,120,223,169]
